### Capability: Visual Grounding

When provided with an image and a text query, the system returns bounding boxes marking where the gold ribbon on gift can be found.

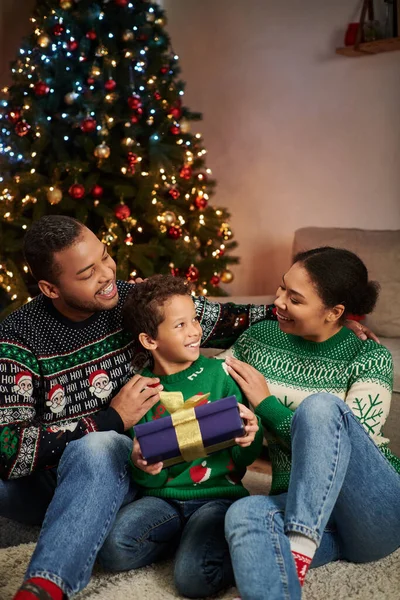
[160,391,210,462]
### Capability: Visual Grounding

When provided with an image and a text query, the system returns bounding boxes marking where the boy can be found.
[98,274,263,599]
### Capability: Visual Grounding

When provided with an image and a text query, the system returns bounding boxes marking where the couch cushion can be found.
[293,228,400,338]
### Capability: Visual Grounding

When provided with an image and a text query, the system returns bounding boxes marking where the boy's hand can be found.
[132,438,164,475]
[235,404,259,447]
[225,357,270,408]
[110,374,163,430]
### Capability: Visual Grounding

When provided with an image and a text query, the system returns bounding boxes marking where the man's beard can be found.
[60,290,119,315]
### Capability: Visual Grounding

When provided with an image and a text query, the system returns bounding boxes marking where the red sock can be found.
[291,551,312,586]
[13,577,64,600]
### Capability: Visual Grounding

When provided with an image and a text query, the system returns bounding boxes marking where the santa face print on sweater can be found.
[46,384,66,414]
[88,369,113,401]
[12,372,33,399]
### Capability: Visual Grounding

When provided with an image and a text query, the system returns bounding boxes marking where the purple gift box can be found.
[134,395,245,467]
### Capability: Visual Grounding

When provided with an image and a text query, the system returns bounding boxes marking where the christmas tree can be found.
[0,0,238,319]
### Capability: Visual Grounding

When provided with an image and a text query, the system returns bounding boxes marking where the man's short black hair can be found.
[123,274,193,345]
[23,215,84,283]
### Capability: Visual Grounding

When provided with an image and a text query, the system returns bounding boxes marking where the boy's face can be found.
[152,294,202,370]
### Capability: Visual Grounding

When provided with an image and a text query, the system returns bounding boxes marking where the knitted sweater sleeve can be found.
[195,296,276,349]
[0,333,123,480]
[344,343,393,443]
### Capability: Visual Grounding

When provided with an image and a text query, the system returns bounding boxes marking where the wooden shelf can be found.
[336,36,400,57]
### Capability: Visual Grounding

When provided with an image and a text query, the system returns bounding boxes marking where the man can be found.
[0,215,276,600]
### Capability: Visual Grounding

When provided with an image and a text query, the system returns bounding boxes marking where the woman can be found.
[223,247,400,600]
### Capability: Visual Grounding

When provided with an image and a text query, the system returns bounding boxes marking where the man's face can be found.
[47,227,118,320]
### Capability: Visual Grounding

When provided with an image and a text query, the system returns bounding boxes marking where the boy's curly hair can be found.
[122,274,194,344]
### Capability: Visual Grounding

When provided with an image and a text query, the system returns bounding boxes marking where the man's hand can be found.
[235,404,259,447]
[345,320,380,343]
[110,374,163,430]
[225,357,270,408]
[128,277,146,284]
[131,438,164,474]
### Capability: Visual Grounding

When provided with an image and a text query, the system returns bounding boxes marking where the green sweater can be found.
[129,355,263,500]
[231,321,399,495]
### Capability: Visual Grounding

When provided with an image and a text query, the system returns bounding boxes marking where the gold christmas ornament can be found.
[122,137,136,147]
[60,0,72,9]
[95,45,109,57]
[155,17,166,26]
[220,269,234,284]
[64,91,79,105]
[161,211,176,226]
[122,29,135,42]
[90,65,102,78]
[37,34,51,48]
[94,142,111,159]
[104,92,118,104]
[47,187,63,205]
[180,118,191,134]
[99,126,109,137]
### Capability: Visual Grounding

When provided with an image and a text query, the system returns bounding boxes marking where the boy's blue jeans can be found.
[0,431,137,597]
[98,495,235,598]
[225,394,400,600]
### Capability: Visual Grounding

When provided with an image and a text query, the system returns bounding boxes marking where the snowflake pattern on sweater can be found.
[232,320,398,494]
[0,285,273,479]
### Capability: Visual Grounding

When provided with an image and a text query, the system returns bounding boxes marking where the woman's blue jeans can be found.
[98,496,235,598]
[225,394,400,600]
[0,431,136,597]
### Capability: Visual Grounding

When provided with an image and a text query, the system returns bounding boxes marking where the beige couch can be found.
[206,227,400,457]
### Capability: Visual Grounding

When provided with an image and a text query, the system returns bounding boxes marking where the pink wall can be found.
[2,0,400,295]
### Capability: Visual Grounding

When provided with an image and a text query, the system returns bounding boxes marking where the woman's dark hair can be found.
[23,215,84,283]
[123,274,193,345]
[293,246,380,318]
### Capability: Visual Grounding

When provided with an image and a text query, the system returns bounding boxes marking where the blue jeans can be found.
[225,394,400,600]
[98,496,235,598]
[0,431,136,597]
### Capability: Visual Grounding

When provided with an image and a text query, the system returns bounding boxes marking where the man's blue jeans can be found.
[225,394,400,600]
[98,496,235,598]
[0,431,136,597]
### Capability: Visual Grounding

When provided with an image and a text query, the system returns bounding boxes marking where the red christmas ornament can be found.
[86,30,97,41]
[15,120,30,137]
[68,183,85,199]
[104,79,117,92]
[218,248,225,257]
[127,95,142,110]
[114,0,129,5]
[131,115,139,124]
[170,267,180,277]
[160,65,169,75]
[170,125,180,135]
[6,109,21,124]
[168,188,180,200]
[179,166,192,180]
[169,107,181,119]
[67,39,78,51]
[87,77,95,85]
[53,24,65,36]
[193,195,208,210]
[115,203,131,220]
[167,226,182,240]
[154,91,161,100]
[210,275,220,286]
[34,81,50,96]
[185,265,199,282]
[127,152,139,164]
[91,184,103,198]
[80,117,97,133]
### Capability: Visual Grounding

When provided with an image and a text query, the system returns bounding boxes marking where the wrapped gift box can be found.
[134,395,245,467]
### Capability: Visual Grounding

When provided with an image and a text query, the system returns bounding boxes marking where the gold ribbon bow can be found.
[159,391,210,462]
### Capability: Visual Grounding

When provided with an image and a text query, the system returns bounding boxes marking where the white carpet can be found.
[1,471,399,600]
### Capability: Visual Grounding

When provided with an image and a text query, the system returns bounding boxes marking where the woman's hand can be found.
[345,320,380,344]
[235,403,260,447]
[131,438,163,475]
[225,356,271,408]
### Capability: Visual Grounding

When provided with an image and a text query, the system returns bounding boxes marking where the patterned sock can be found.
[13,578,64,600]
[288,533,317,586]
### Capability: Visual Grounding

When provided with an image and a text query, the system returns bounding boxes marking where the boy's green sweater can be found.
[231,320,399,495]
[129,355,263,500]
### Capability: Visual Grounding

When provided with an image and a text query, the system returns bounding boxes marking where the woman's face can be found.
[274,262,341,342]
